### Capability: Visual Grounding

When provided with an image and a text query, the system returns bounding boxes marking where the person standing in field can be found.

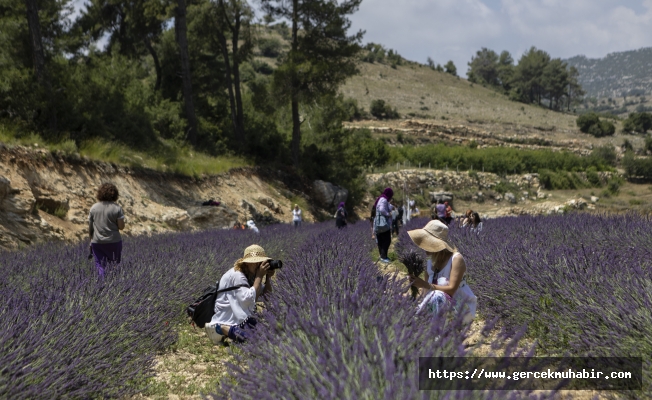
[444,202,453,225]
[89,183,125,278]
[373,187,394,263]
[435,200,446,221]
[335,202,347,229]
[292,204,302,228]
[391,203,399,236]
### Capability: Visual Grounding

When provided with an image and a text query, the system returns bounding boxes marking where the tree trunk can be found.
[290,0,301,168]
[144,36,162,91]
[175,0,198,146]
[231,10,245,142]
[215,28,239,145]
[25,0,56,132]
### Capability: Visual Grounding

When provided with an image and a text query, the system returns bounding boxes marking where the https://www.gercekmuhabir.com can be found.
[418,357,642,391]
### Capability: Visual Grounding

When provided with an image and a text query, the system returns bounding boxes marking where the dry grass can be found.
[132,322,235,399]
[342,62,579,128]
[342,62,651,152]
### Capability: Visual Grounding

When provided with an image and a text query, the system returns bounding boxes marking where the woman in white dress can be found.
[407,220,477,324]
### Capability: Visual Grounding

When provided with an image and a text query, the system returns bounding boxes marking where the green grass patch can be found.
[387,143,615,175]
[0,124,249,177]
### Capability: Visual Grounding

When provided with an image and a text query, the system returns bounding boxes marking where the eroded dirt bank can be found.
[0,145,318,250]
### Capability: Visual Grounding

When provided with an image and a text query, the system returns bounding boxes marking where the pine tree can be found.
[261,0,364,168]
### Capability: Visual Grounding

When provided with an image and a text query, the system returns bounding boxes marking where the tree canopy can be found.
[467,46,585,111]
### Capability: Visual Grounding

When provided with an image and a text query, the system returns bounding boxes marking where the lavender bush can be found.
[0,224,317,399]
[450,213,652,397]
[5,213,644,398]
[217,222,540,400]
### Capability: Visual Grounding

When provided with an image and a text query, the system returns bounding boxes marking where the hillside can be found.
[566,47,652,99]
[340,61,649,151]
[342,62,579,129]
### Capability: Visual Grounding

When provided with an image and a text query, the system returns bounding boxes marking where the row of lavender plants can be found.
[0,224,323,399]
[449,213,651,397]
[7,213,638,398]
[217,222,535,400]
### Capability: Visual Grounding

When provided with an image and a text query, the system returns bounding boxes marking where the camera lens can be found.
[269,260,283,270]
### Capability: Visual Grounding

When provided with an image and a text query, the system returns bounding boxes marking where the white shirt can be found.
[292,208,302,222]
[246,220,259,233]
[210,268,260,326]
[426,254,477,324]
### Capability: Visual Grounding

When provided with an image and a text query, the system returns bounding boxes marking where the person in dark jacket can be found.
[335,202,347,229]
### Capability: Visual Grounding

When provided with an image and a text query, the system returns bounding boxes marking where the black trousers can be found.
[377,230,391,260]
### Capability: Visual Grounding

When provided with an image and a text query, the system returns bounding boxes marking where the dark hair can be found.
[97,183,119,202]
[471,212,481,225]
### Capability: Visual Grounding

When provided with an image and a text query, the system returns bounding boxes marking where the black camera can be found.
[268,260,283,270]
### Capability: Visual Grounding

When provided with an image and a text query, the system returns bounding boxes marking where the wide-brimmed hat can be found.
[407,220,457,253]
[235,244,272,265]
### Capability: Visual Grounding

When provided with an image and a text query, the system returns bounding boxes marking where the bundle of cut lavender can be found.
[399,249,425,298]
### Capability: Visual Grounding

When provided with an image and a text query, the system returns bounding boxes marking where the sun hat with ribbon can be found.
[234,244,272,269]
[407,220,457,253]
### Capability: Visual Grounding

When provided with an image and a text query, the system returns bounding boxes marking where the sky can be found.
[348,0,652,76]
[70,0,652,78]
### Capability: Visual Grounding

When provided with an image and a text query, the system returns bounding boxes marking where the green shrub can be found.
[645,136,652,154]
[623,151,652,180]
[576,113,600,133]
[622,112,652,133]
[370,99,399,120]
[577,113,614,137]
[607,177,622,195]
[539,170,588,190]
[250,59,274,75]
[586,169,602,187]
[257,37,283,58]
[590,145,617,166]
[622,139,634,152]
[493,180,520,194]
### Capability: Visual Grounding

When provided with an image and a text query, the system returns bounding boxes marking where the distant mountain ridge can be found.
[565,47,652,99]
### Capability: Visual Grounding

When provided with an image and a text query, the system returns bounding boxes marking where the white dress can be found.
[417,253,477,324]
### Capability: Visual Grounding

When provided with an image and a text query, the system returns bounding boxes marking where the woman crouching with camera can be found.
[206,245,275,344]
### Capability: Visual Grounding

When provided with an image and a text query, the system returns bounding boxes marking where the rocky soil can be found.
[0,145,321,250]
[364,168,612,218]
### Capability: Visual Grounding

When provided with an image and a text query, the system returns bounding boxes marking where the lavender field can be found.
[0,214,650,399]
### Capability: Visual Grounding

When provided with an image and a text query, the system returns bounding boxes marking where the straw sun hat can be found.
[407,220,457,253]
[235,244,272,268]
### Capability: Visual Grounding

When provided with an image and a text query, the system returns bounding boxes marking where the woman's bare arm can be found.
[411,256,466,297]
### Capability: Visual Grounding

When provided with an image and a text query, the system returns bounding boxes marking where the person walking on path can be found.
[335,202,347,229]
[292,204,302,227]
[373,187,394,263]
[89,183,125,278]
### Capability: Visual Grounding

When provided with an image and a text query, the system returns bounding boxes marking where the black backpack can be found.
[186,282,249,328]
